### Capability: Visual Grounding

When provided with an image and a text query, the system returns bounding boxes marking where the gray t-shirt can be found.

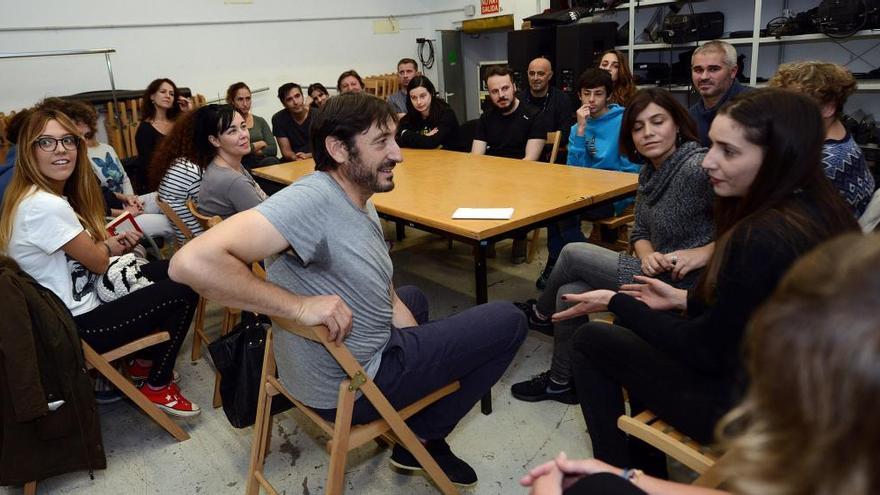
[255,171,393,408]
[388,90,407,114]
[198,163,266,219]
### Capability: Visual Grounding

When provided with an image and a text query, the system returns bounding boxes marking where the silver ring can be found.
[670,255,678,265]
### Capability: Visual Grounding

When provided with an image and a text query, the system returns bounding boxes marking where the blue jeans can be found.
[315,286,527,439]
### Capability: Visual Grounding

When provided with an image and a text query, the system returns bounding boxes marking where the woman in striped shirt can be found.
[148,110,205,244]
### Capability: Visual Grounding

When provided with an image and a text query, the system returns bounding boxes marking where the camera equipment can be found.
[813,0,880,38]
[661,12,724,43]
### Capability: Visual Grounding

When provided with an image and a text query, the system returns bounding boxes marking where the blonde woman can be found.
[0,108,200,417]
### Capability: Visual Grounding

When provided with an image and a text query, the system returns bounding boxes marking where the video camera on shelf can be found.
[660,12,724,43]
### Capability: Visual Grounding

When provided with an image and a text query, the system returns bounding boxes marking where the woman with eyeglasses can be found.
[196,104,267,219]
[395,75,461,150]
[0,108,201,417]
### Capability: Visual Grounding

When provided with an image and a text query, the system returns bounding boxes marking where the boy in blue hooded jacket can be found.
[537,69,638,289]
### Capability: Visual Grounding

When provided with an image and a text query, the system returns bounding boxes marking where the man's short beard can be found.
[342,145,394,193]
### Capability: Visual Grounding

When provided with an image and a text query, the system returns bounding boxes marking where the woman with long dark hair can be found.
[559,89,858,475]
[395,75,461,150]
[512,88,714,405]
[135,78,192,174]
[150,109,209,244]
[598,49,637,107]
[523,232,880,495]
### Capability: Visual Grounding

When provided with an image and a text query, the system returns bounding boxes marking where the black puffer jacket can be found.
[0,256,106,486]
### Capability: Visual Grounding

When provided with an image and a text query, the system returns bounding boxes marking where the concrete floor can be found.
[5,227,599,495]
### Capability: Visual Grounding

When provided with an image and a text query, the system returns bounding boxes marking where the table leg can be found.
[395,221,406,241]
[474,240,492,415]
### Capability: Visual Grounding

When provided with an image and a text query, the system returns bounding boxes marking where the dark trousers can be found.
[73,260,198,387]
[569,322,733,472]
[316,286,527,439]
[545,202,613,265]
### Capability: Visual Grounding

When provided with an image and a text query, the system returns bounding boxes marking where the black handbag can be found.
[207,312,292,428]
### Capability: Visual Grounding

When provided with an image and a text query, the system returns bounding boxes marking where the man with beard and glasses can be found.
[169,93,527,488]
[689,40,750,146]
[472,65,549,161]
[516,57,574,162]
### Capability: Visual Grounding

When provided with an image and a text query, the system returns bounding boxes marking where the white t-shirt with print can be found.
[7,187,101,316]
[88,142,134,195]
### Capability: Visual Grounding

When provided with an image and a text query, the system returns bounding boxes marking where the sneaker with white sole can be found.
[139,383,201,418]
[389,439,477,487]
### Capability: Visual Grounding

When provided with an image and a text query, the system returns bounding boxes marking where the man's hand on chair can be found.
[294,295,353,346]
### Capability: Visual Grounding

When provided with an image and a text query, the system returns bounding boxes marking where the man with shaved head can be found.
[516,56,574,162]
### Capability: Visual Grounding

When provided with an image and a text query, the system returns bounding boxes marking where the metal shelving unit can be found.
[605,1,880,89]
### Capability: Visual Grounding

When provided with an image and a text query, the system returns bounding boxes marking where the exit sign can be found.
[481,0,500,14]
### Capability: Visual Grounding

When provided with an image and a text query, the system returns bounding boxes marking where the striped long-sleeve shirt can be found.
[157,158,203,244]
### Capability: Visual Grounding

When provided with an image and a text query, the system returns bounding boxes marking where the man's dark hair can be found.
[483,65,514,84]
[311,93,399,172]
[336,70,365,92]
[277,82,302,103]
[577,68,613,96]
[397,58,418,71]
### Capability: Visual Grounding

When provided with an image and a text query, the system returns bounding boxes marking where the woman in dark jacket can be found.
[561,89,859,475]
[395,76,461,151]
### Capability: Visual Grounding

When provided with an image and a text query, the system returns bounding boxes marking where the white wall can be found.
[0,0,466,121]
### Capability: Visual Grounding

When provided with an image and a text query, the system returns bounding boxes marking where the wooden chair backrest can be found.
[185,198,222,230]
[546,130,562,164]
[156,199,195,245]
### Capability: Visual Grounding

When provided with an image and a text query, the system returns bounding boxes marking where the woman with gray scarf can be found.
[512,89,714,404]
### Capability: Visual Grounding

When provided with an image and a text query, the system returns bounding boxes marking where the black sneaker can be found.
[389,439,478,487]
[514,299,554,336]
[511,371,578,404]
[535,263,554,290]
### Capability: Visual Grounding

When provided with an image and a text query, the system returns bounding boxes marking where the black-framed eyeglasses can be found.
[35,135,79,153]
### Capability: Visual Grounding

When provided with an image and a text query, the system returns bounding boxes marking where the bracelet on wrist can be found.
[621,468,644,484]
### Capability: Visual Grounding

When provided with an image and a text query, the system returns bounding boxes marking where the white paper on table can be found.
[452,207,514,220]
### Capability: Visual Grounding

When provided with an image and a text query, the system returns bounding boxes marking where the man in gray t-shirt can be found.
[170,93,526,487]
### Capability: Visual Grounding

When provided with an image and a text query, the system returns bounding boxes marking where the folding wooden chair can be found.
[617,410,725,487]
[246,318,461,495]
[83,332,189,442]
[526,131,563,263]
[588,204,635,252]
[184,199,265,408]
[156,200,207,361]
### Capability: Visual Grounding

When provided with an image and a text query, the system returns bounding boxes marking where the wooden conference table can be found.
[254,148,638,305]
[254,149,637,414]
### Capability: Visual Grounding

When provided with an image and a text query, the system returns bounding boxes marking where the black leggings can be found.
[570,322,734,474]
[74,260,198,387]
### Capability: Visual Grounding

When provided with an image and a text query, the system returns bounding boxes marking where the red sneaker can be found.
[140,383,201,418]
[128,360,180,385]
